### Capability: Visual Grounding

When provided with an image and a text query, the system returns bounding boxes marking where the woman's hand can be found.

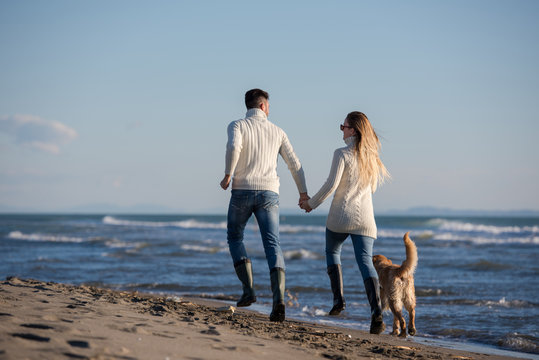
[299,198,312,213]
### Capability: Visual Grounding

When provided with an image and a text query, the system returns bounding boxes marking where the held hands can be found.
[298,192,312,213]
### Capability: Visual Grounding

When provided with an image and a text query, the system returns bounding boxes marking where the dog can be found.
[372,232,417,337]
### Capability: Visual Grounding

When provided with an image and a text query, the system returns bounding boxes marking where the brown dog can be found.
[372,232,417,337]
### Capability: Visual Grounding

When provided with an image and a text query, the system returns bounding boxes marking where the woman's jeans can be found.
[227,190,285,270]
[325,228,378,281]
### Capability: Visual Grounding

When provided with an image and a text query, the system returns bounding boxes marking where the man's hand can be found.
[220,174,231,190]
[298,192,312,213]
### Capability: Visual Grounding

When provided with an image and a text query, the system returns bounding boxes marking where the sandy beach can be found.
[0,277,526,360]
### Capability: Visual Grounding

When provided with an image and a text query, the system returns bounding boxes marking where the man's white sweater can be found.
[225,108,307,195]
[307,136,377,238]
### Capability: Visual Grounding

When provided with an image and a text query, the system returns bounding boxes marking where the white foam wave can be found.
[104,239,147,250]
[283,249,321,260]
[280,224,325,234]
[301,305,327,317]
[180,244,227,253]
[433,233,539,245]
[7,231,84,243]
[438,220,539,235]
[103,216,227,230]
[103,216,327,234]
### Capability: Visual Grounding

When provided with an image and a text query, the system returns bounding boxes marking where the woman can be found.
[300,111,389,334]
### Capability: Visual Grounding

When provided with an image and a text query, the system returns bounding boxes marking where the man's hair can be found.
[245,89,269,109]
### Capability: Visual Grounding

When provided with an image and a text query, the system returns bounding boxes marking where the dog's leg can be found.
[407,305,416,336]
[389,303,406,336]
[391,314,399,335]
[389,302,407,337]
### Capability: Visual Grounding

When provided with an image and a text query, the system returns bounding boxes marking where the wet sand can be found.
[0,277,523,359]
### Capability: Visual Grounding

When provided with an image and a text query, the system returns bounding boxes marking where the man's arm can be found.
[221,121,242,190]
[279,133,308,194]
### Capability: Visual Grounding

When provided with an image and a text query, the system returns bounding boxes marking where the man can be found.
[220,88,308,322]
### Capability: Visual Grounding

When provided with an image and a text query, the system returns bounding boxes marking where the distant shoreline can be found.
[1,210,539,218]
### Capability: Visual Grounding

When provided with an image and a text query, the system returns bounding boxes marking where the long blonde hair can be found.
[346,111,389,192]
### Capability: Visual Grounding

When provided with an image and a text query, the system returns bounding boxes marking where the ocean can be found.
[1,213,538,357]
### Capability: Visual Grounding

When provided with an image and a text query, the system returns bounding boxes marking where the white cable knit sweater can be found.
[225,108,307,195]
[307,136,377,238]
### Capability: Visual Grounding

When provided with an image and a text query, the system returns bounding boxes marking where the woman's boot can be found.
[234,259,256,307]
[364,277,385,334]
[269,267,285,322]
[327,264,346,315]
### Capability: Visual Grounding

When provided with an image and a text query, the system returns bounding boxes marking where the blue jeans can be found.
[227,190,284,270]
[325,228,378,281]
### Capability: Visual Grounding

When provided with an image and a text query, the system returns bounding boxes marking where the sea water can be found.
[1,214,537,356]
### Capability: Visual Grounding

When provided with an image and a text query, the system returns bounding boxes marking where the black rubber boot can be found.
[234,259,256,307]
[269,267,285,322]
[327,264,346,315]
[364,277,386,334]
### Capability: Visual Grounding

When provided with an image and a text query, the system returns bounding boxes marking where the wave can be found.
[283,248,322,260]
[437,220,539,236]
[280,224,325,234]
[179,244,227,254]
[497,333,539,354]
[443,297,537,309]
[103,216,227,230]
[415,288,447,297]
[432,233,539,245]
[103,216,327,235]
[6,231,84,243]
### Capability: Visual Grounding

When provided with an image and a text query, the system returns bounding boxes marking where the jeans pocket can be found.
[261,191,279,210]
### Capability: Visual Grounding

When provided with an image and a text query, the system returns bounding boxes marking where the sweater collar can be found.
[245,108,267,120]
[344,136,356,146]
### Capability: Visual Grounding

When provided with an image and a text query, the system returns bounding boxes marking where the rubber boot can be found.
[364,277,386,334]
[234,259,256,307]
[269,267,285,322]
[327,264,346,315]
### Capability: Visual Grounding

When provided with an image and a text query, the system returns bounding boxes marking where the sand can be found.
[0,277,523,360]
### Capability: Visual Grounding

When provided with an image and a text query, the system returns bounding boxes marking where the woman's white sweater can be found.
[225,108,307,195]
[307,136,377,238]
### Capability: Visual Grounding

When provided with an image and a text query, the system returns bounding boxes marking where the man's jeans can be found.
[227,190,285,270]
[325,228,378,281]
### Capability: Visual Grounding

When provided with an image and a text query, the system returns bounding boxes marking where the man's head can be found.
[245,88,269,116]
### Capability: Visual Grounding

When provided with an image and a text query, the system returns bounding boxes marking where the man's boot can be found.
[234,259,256,307]
[364,277,386,334]
[327,264,346,315]
[269,267,285,322]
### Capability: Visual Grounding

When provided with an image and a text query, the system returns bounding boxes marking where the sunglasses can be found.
[340,124,353,131]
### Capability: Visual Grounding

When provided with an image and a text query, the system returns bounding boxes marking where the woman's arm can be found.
[307,149,345,210]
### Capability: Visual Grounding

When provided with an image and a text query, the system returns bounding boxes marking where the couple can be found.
[220,89,389,334]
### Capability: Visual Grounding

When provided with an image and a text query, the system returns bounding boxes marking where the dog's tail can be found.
[396,232,418,278]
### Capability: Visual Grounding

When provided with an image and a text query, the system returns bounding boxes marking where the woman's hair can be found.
[346,111,390,192]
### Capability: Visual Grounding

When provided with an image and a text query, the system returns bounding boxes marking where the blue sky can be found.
[1,1,538,213]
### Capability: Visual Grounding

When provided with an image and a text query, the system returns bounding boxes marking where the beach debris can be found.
[216,305,235,314]
[166,296,183,303]
[396,345,412,350]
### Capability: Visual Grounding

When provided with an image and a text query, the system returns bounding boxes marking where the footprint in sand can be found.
[63,352,90,359]
[67,340,90,348]
[20,323,54,330]
[200,326,221,336]
[11,333,50,342]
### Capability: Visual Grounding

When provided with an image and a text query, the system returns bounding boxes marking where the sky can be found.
[1,0,538,214]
